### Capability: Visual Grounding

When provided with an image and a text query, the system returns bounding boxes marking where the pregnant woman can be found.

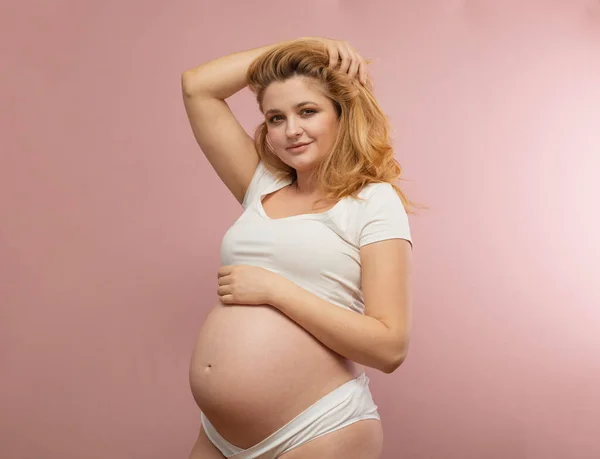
[182,37,415,459]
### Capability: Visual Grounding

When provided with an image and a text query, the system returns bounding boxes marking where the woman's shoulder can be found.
[334,181,403,223]
[355,181,398,201]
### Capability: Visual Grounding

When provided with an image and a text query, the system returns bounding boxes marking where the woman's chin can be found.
[284,155,322,172]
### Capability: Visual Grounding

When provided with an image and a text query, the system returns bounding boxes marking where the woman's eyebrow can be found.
[264,101,317,116]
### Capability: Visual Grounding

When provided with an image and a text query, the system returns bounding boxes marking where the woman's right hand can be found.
[299,37,370,86]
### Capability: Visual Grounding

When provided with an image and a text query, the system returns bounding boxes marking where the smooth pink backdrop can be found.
[2,1,599,458]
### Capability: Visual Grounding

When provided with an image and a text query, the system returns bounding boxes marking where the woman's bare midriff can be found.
[189,301,363,450]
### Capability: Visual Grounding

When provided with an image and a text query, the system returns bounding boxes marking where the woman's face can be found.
[262,76,339,174]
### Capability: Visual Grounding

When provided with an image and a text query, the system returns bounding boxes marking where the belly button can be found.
[204,364,212,372]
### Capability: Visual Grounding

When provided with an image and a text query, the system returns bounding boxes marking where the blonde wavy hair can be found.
[247,39,425,215]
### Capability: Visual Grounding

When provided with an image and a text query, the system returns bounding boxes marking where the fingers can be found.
[327,40,369,86]
[218,275,229,286]
[326,41,339,69]
[217,265,235,277]
[337,41,352,74]
[217,284,231,296]
[357,59,368,86]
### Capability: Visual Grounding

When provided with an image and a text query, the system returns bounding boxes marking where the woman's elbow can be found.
[382,341,409,374]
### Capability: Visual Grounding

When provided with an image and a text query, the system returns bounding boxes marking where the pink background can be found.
[2,1,599,458]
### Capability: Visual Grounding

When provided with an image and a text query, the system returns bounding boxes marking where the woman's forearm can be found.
[181,38,299,100]
[269,277,406,374]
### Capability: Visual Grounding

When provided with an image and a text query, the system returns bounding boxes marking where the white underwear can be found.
[201,372,380,459]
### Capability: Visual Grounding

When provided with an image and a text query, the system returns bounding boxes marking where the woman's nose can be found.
[285,121,302,137]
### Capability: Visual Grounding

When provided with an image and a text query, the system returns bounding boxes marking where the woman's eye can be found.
[268,109,316,124]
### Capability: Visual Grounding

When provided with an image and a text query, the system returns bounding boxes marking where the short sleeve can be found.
[242,160,280,209]
[358,183,413,248]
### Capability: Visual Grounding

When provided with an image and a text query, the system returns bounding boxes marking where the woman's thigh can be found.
[188,423,226,459]
[278,419,383,459]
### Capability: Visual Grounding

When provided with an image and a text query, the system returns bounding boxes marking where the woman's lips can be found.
[286,142,313,152]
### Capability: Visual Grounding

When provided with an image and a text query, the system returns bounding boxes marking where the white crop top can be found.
[220,160,413,315]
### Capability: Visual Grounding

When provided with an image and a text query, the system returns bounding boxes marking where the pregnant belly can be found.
[189,301,360,449]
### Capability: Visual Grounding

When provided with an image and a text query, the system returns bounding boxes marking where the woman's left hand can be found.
[217,265,284,306]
